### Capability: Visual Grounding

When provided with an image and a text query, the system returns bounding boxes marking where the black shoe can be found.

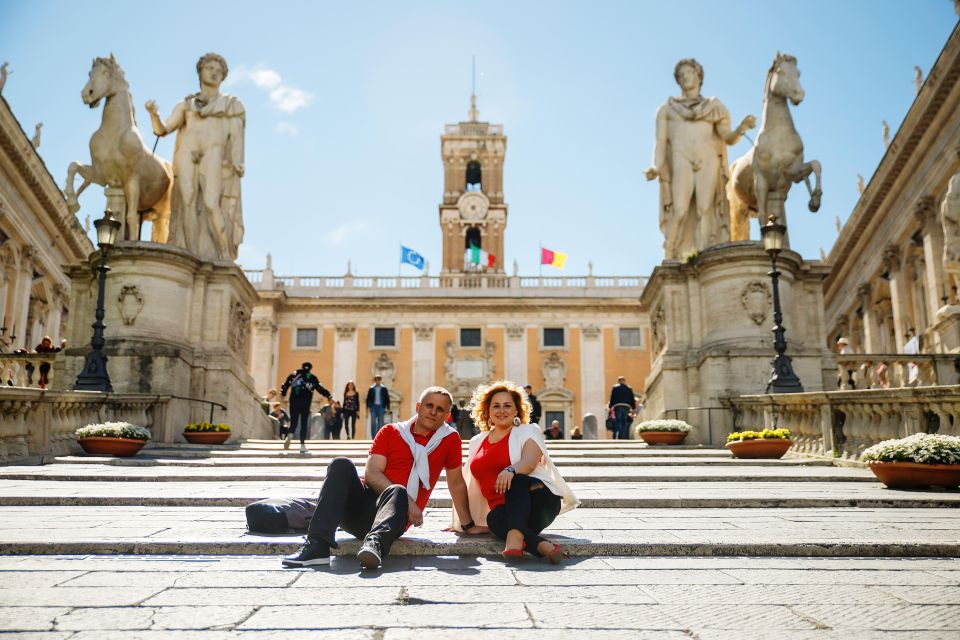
[282,538,330,567]
[357,536,382,569]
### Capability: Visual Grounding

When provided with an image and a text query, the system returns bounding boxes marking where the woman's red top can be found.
[470,433,512,509]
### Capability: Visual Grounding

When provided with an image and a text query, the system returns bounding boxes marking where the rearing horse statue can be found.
[728,52,822,242]
[64,55,173,242]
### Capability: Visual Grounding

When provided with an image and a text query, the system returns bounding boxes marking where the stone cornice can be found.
[0,96,93,260]
[825,24,960,299]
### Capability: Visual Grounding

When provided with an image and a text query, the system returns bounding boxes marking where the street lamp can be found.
[74,210,121,392]
[760,217,804,394]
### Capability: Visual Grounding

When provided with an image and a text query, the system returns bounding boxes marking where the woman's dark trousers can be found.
[486,474,561,557]
[306,457,408,556]
[343,412,357,438]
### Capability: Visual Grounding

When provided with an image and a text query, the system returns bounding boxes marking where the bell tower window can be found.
[465,160,482,192]
[465,226,482,251]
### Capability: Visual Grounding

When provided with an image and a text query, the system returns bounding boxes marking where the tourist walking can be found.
[283,386,481,569]
[342,381,360,439]
[524,385,542,426]
[456,380,579,564]
[365,375,390,438]
[608,376,637,440]
[280,362,333,454]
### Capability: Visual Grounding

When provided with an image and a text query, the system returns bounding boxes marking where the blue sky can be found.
[1,1,955,277]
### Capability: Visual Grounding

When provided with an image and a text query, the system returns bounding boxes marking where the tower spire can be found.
[468,54,479,122]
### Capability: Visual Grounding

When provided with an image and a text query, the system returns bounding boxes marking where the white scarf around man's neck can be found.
[397,416,457,502]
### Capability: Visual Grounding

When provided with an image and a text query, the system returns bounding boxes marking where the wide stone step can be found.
[0,505,956,558]
[0,463,875,483]
[0,480,956,508]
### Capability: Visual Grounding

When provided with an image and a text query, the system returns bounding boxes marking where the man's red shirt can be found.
[368,422,462,512]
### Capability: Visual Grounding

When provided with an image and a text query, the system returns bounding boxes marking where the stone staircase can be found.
[0,439,957,559]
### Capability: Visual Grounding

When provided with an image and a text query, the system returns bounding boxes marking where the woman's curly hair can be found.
[468,380,532,432]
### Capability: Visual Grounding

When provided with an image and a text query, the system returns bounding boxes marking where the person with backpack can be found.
[280,362,333,454]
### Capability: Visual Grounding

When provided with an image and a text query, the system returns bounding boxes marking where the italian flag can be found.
[465,245,496,267]
[541,247,567,268]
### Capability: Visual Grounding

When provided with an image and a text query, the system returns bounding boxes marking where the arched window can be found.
[465,227,482,251]
[465,161,482,192]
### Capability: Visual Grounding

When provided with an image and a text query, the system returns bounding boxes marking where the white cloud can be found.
[330,221,370,245]
[275,121,299,135]
[229,65,313,114]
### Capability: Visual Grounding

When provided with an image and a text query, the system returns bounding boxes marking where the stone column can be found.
[48,284,67,344]
[250,315,277,394]
[504,324,526,383]
[916,196,946,320]
[884,245,909,350]
[332,324,357,401]
[578,324,605,439]
[858,283,877,352]
[411,325,435,400]
[12,246,35,350]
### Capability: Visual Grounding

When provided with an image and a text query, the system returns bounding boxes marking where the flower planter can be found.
[867,461,960,490]
[77,436,146,457]
[183,431,231,445]
[725,438,792,459]
[639,431,687,445]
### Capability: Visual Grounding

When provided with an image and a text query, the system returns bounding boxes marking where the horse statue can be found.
[728,53,822,242]
[64,54,173,243]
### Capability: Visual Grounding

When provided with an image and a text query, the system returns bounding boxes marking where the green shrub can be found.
[726,428,791,443]
[76,422,151,440]
[861,433,960,465]
[635,419,692,434]
[184,422,231,433]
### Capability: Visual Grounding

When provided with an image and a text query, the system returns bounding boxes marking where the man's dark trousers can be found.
[307,457,409,555]
[613,406,632,440]
[289,402,312,443]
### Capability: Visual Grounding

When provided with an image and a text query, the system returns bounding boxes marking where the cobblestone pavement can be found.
[0,555,958,637]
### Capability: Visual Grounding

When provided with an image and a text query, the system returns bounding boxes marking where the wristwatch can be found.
[504,466,516,474]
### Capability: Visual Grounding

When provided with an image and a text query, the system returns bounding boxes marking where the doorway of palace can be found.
[545,411,565,436]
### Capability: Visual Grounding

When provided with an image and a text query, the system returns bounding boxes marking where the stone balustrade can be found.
[0,353,59,388]
[0,388,169,463]
[836,354,960,389]
[725,386,960,460]
[243,270,647,298]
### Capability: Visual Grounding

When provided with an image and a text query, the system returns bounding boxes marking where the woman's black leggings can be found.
[343,412,357,439]
[486,473,562,557]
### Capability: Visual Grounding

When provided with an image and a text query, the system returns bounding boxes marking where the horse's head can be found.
[769,52,803,106]
[82,53,127,109]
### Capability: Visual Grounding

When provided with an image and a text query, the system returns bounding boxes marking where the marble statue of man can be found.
[941,170,960,267]
[645,58,755,260]
[145,53,245,261]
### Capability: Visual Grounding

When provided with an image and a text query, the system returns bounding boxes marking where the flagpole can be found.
[398,243,402,279]
[539,243,543,279]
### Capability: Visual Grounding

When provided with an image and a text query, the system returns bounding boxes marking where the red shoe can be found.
[543,543,568,565]
[501,541,526,561]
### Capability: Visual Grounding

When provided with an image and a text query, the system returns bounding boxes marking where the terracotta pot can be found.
[867,461,960,489]
[183,431,231,445]
[639,431,688,445]
[77,436,147,457]
[725,438,792,459]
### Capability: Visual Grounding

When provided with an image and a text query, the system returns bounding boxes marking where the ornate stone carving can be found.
[651,304,666,354]
[253,318,277,333]
[372,352,397,389]
[334,324,356,339]
[941,171,960,268]
[19,244,36,274]
[914,194,936,228]
[857,283,872,301]
[542,352,566,390]
[484,341,496,379]
[506,324,524,339]
[582,324,601,339]
[740,281,771,326]
[882,244,902,273]
[117,285,144,326]
[227,298,250,359]
[413,324,434,339]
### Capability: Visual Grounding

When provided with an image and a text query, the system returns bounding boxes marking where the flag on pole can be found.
[401,246,426,270]
[540,247,567,268]
[464,245,495,267]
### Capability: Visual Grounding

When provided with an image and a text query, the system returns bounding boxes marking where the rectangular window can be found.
[543,327,565,347]
[460,328,482,347]
[296,328,318,348]
[374,327,396,347]
[619,327,642,348]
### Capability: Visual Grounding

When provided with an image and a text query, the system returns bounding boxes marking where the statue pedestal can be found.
[931,304,960,353]
[640,242,835,445]
[56,242,271,442]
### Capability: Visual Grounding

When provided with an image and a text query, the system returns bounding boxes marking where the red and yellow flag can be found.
[540,247,567,268]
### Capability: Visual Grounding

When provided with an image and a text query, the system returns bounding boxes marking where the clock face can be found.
[458,192,489,221]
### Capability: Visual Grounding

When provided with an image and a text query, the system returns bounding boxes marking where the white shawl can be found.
[451,423,580,530]
[396,416,458,502]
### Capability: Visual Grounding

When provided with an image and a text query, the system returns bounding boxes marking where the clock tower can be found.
[439,94,507,273]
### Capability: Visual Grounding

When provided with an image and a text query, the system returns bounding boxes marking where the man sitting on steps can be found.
[283,386,484,569]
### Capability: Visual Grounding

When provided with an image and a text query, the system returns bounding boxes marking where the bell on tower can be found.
[438,67,508,274]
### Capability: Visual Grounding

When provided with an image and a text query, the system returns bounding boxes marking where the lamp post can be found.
[74,210,121,392]
[760,218,804,394]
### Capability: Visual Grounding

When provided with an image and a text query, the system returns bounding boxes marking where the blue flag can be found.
[401,246,425,270]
